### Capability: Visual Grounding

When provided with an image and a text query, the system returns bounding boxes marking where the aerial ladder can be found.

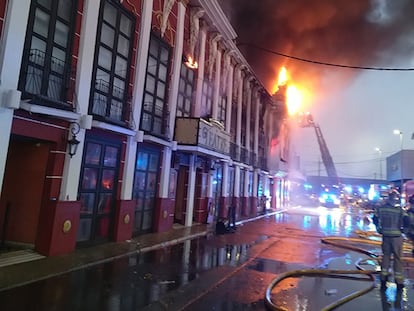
[298,112,339,182]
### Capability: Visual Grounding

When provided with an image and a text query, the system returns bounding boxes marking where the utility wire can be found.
[237,42,414,71]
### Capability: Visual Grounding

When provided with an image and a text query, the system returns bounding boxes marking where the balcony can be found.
[92,79,128,126]
[22,49,74,111]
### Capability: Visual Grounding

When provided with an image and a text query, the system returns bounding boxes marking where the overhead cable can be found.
[237,43,414,71]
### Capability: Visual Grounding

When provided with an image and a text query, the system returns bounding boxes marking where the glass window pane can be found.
[147,56,157,76]
[142,211,153,231]
[85,143,101,165]
[110,99,122,120]
[51,47,66,73]
[80,193,95,214]
[95,216,110,239]
[160,47,169,63]
[115,56,127,78]
[30,37,47,56]
[155,99,163,116]
[120,16,132,36]
[113,77,125,98]
[146,173,156,190]
[153,117,162,134]
[92,92,107,116]
[149,154,159,171]
[149,40,158,57]
[82,167,98,189]
[104,146,118,167]
[141,113,152,131]
[101,23,115,48]
[145,75,155,94]
[57,0,72,21]
[103,2,117,25]
[102,169,115,190]
[98,46,112,70]
[134,172,146,190]
[143,94,153,112]
[77,219,92,241]
[177,94,184,108]
[33,8,50,38]
[186,84,192,96]
[134,211,142,229]
[179,78,185,93]
[117,35,129,57]
[156,81,165,98]
[159,65,167,82]
[54,20,69,47]
[97,193,112,213]
[96,69,110,92]
[25,66,42,94]
[136,153,148,170]
[38,0,52,9]
[47,74,63,100]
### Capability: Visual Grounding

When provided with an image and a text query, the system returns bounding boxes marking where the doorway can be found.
[0,138,49,252]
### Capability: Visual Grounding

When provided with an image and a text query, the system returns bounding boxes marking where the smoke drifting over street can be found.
[220,0,414,94]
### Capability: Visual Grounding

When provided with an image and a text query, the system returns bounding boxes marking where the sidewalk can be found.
[0,223,211,291]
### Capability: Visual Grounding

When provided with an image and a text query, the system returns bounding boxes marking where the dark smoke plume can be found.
[219,0,414,94]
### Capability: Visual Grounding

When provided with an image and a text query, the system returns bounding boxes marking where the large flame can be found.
[286,85,302,116]
[278,66,288,86]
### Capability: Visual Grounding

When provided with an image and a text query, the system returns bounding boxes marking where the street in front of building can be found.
[1,205,413,311]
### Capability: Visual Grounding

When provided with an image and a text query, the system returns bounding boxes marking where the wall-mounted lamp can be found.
[67,122,80,158]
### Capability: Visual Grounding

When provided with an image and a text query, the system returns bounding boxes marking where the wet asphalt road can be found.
[1,205,413,311]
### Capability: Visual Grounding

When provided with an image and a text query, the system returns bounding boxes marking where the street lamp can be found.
[375,147,382,180]
[393,130,403,192]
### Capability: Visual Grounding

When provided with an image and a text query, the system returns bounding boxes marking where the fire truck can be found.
[298,112,338,182]
[299,112,340,207]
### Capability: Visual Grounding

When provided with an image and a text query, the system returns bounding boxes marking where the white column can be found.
[234,166,240,197]
[225,60,234,133]
[60,0,100,200]
[185,154,196,226]
[0,0,30,192]
[212,49,222,120]
[193,25,207,118]
[235,67,243,146]
[159,1,185,198]
[131,0,153,130]
[120,0,154,200]
[245,78,252,151]
[222,161,229,200]
[254,89,260,156]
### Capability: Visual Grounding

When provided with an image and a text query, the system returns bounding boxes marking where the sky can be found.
[219,0,414,180]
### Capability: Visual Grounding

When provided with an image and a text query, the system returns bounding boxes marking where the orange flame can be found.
[278,66,288,86]
[185,55,198,69]
[286,85,302,116]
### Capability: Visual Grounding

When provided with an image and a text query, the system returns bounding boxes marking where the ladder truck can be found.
[299,112,338,181]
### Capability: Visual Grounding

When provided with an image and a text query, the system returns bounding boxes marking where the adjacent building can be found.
[0,0,289,256]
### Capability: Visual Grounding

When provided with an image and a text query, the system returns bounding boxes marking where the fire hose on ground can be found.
[264,233,414,311]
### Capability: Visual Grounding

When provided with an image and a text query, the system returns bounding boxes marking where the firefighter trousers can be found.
[380,235,404,285]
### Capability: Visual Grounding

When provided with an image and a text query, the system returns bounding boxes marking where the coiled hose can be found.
[264,232,414,311]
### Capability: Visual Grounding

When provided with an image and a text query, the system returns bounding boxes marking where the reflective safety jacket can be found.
[374,204,406,237]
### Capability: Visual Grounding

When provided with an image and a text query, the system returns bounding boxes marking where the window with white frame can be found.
[90,0,134,124]
[176,63,195,117]
[140,34,171,136]
[19,0,77,108]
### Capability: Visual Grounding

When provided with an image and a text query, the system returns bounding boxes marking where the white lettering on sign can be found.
[198,120,230,154]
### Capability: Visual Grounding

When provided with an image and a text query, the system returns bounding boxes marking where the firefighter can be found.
[406,194,414,257]
[373,190,408,291]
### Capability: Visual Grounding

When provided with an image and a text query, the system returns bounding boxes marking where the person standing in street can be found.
[373,190,408,291]
[406,194,414,257]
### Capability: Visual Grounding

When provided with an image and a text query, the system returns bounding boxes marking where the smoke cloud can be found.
[219,0,414,95]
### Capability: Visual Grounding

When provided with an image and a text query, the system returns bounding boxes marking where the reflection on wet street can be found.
[0,205,413,311]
